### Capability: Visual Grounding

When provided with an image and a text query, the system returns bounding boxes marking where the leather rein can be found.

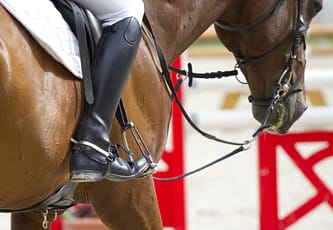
[152,0,309,181]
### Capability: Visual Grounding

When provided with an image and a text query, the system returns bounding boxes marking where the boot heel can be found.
[70,170,103,183]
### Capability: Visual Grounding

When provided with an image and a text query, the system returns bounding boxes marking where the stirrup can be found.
[69,139,157,182]
[120,122,156,165]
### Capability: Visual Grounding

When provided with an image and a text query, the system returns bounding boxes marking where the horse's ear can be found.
[312,0,322,16]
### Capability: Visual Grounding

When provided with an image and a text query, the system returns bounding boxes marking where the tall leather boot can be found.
[70,17,150,182]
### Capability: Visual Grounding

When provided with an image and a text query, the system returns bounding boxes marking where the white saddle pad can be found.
[0,0,82,78]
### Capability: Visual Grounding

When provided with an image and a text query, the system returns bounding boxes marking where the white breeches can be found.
[71,0,144,27]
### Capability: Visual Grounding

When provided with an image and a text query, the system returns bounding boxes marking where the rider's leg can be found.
[69,0,151,182]
[71,0,145,27]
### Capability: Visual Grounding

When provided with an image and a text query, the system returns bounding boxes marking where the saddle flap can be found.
[0,0,82,78]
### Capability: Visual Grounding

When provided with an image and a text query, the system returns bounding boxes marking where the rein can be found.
[153,79,289,181]
[143,15,267,182]
[147,0,309,182]
[168,63,238,90]
[143,15,256,148]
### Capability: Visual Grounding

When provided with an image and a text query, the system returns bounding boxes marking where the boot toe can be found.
[104,156,150,181]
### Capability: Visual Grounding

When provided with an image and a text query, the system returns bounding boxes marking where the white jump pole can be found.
[192,106,333,129]
[190,69,333,129]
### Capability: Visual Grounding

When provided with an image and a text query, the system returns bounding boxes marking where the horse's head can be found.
[215,0,322,134]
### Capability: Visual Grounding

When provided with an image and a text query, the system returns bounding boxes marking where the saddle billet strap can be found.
[67,1,95,104]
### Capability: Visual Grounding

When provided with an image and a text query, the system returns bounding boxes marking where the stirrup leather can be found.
[116,100,157,171]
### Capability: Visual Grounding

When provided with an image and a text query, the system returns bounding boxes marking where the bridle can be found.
[144,0,311,181]
[215,0,309,68]
[215,0,309,131]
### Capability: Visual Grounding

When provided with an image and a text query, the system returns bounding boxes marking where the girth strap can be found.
[0,180,77,213]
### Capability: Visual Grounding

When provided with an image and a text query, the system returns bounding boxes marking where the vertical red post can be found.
[258,133,280,230]
[154,57,186,230]
[51,216,63,230]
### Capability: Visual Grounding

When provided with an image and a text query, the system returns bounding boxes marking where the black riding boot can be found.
[70,17,150,182]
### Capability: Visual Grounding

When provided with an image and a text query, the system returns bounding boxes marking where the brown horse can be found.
[0,0,321,229]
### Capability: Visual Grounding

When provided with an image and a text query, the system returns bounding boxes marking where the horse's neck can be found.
[145,0,229,62]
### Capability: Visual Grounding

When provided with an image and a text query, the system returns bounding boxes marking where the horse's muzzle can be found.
[252,91,307,134]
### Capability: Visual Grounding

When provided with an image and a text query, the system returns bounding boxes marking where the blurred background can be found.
[0,2,332,230]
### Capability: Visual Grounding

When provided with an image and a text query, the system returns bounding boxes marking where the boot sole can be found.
[70,164,155,183]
